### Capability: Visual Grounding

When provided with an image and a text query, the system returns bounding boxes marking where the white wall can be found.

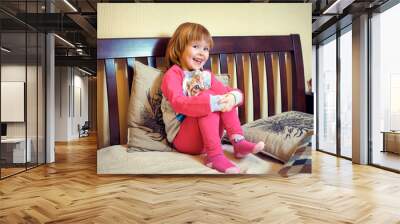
[1,63,46,164]
[72,73,89,138]
[1,64,26,81]
[55,67,89,141]
[98,3,312,82]
[1,65,29,137]
[55,66,69,141]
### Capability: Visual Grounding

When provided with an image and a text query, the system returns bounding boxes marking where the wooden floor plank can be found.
[0,134,400,223]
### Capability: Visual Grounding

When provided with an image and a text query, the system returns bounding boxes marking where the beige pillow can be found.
[127,61,172,152]
[242,111,313,163]
[214,73,231,86]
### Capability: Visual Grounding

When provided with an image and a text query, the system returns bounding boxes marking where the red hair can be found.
[165,22,213,68]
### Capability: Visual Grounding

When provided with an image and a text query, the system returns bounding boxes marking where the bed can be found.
[96,34,311,175]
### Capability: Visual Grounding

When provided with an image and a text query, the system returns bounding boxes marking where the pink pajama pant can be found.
[172,90,243,157]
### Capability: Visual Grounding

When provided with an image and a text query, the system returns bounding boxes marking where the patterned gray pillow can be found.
[242,111,313,163]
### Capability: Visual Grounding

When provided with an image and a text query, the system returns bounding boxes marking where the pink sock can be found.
[205,154,240,174]
[231,136,264,158]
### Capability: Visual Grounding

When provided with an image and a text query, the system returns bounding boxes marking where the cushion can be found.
[127,61,172,152]
[242,111,313,163]
[127,66,231,152]
[97,144,281,174]
[214,73,230,86]
[278,146,312,177]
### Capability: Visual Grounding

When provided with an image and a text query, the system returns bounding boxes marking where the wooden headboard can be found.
[97,35,306,148]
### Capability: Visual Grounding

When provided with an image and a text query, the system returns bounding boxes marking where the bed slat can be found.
[264,52,275,116]
[204,58,211,71]
[219,54,228,74]
[104,59,121,145]
[291,34,306,112]
[279,52,289,112]
[126,58,135,95]
[234,54,246,124]
[136,57,148,65]
[115,59,129,145]
[148,56,156,68]
[250,53,261,120]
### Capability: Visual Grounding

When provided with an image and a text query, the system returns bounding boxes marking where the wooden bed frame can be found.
[97,35,307,148]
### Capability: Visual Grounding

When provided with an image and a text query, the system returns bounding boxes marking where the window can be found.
[339,28,352,158]
[370,2,400,171]
[317,36,337,154]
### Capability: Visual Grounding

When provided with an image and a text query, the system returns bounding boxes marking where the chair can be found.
[79,121,90,138]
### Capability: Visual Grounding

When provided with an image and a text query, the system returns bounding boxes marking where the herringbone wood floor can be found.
[1,134,400,224]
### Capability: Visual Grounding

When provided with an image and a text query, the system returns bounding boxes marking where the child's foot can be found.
[232,139,264,158]
[205,154,240,174]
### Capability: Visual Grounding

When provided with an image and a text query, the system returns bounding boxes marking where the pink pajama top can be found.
[160,64,242,143]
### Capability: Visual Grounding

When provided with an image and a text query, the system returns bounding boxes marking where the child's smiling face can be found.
[179,39,210,71]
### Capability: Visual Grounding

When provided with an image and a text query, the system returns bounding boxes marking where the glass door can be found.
[339,27,352,158]
[0,1,46,179]
[370,3,400,171]
[1,30,28,178]
[317,35,337,155]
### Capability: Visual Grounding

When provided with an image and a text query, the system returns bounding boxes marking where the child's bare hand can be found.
[219,93,236,112]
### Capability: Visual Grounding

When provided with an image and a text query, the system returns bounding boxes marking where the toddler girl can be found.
[161,22,264,174]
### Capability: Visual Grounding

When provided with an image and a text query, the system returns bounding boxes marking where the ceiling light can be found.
[322,0,355,15]
[63,0,78,12]
[54,34,75,48]
[1,47,11,53]
[78,67,93,76]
